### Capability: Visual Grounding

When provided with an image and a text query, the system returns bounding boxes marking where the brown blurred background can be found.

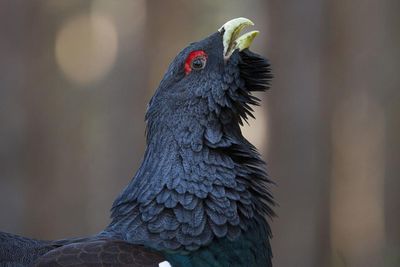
[0,0,399,266]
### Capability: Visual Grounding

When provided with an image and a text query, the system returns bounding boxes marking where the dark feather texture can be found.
[35,239,165,267]
[0,232,54,266]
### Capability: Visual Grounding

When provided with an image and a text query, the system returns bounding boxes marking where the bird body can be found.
[0,18,274,267]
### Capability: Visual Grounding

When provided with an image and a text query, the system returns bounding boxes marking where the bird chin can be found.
[218,17,260,60]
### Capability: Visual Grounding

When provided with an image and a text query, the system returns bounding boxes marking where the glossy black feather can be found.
[34,239,165,267]
[0,231,56,266]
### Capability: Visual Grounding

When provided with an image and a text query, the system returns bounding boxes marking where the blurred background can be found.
[0,0,399,266]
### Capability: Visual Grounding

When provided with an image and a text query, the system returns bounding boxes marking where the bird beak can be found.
[219,17,259,59]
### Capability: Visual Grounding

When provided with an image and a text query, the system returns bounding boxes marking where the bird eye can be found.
[185,50,207,74]
[191,57,206,70]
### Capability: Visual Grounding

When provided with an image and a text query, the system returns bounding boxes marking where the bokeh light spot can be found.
[55,14,118,85]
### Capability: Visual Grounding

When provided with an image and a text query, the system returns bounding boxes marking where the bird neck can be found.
[107,108,273,260]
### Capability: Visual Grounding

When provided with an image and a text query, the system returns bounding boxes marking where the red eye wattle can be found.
[185,50,207,75]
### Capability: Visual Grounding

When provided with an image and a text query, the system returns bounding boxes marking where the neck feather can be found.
[108,109,274,253]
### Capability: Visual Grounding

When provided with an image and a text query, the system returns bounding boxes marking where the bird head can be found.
[146,18,272,139]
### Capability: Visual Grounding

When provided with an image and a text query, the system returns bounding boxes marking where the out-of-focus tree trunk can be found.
[0,0,32,234]
[381,1,400,264]
[16,1,95,238]
[266,1,331,266]
[326,0,400,266]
